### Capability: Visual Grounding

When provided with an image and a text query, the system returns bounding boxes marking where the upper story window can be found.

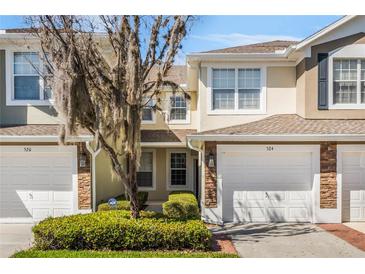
[333,59,364,105]
[13,52,40,100]
[6,51,53,106]
[328,44,365,109]
[169,95,189,123]
[210,67,266,114]
[141,98,155,123]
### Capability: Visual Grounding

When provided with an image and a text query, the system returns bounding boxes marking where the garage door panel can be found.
[233,207,266,223]
[0,148,75,222]
[221,146,314,223]
[267,207,286,222]
[32,208,52,220]
[288,207,310,220]
[341,149,365,222]
[53,208,72,217]
[53,191,73,202]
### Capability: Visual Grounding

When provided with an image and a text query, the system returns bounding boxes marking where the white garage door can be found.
[340,147,365,222]
[220,145,317,223]
[0,146,77,223]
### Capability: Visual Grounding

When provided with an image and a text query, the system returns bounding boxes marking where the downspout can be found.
[86,141,101,212]
[187,137,204,209]
[187,137,203,162]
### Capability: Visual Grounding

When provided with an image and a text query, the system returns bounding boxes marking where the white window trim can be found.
[5,49,53,106]
[328,44,365,110]
[167,94,191,125]
[137,148,156,191]
[166,149,192,191]
[141,98,156,124]
[206,65,267,115]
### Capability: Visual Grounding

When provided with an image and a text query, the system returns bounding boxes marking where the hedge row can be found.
[162,191,200,220]
[32,210,211,251]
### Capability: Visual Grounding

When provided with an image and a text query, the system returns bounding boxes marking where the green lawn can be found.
[12,249,239,258]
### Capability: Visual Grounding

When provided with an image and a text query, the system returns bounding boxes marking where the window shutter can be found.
[318,53,329,110]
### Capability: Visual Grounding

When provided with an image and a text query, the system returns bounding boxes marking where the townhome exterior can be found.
[0,16,364,225]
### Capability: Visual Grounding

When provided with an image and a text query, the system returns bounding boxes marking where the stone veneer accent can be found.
[320,142,337,209]
[77,143,92,210]
[204,142,217,208]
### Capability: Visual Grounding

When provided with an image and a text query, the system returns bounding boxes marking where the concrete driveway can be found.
[0,224,33,258]
[211,223,365,258]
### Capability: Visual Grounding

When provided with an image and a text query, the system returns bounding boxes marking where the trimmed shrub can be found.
[97,192,148,211]
[32,210,211,251]
[163,191,200,220]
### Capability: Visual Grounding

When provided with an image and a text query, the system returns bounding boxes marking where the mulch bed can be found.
[318,224,365,252]
[211,234,238,255]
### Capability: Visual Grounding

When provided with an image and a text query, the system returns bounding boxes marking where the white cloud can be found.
[191,33,303,47]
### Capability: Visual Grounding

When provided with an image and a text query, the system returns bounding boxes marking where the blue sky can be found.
[0,15,342,63]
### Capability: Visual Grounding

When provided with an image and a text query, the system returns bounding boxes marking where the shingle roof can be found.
[199,114,365,135]
[202,40,299,54]
[4,28,36,33]
[0,124,91,136]
[141,129,196,143]
[147,65,186,86]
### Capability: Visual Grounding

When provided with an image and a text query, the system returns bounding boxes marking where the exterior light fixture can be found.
[208,153,215,168]
[79,153,87,168]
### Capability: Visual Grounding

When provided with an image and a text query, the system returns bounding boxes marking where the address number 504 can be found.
[266,146,274,151]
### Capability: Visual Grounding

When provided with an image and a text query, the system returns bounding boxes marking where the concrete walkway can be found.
[0,224,33,258]
[211,223,365,258]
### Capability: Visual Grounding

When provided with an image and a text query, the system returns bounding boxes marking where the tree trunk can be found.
[127,152,140,218]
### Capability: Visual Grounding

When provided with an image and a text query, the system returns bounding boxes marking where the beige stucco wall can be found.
[296,33,365,119]
[0,50,59,125]
[198,65,297,132]
[95,147,197,204]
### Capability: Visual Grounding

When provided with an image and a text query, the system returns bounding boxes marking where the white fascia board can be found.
[0,135,94,143]
[187,52,288,62]
[294,15,356,51]
[187,134,365,142]
[140,142,186,147]
[186,46,298,63]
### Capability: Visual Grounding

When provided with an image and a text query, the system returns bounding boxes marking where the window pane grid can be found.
[238,68,260,89]
[333,59,357,81]
[212,68,261,111]
[170,153,187,186]
[142,98,154,121]
[170,96,187,120]
[212,89,235,110]
[333,59,365,105]
[212,68,235,89]
[238,89,261,109]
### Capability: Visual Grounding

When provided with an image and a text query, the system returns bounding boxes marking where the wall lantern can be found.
[208,152,215,168]
[79,153,87,168]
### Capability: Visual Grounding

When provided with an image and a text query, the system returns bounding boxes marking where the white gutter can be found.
[86,141,101,212]
[187,134,365,142]
[140,142,185,147]
[0,135,94,142]
[187,52,289,62]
